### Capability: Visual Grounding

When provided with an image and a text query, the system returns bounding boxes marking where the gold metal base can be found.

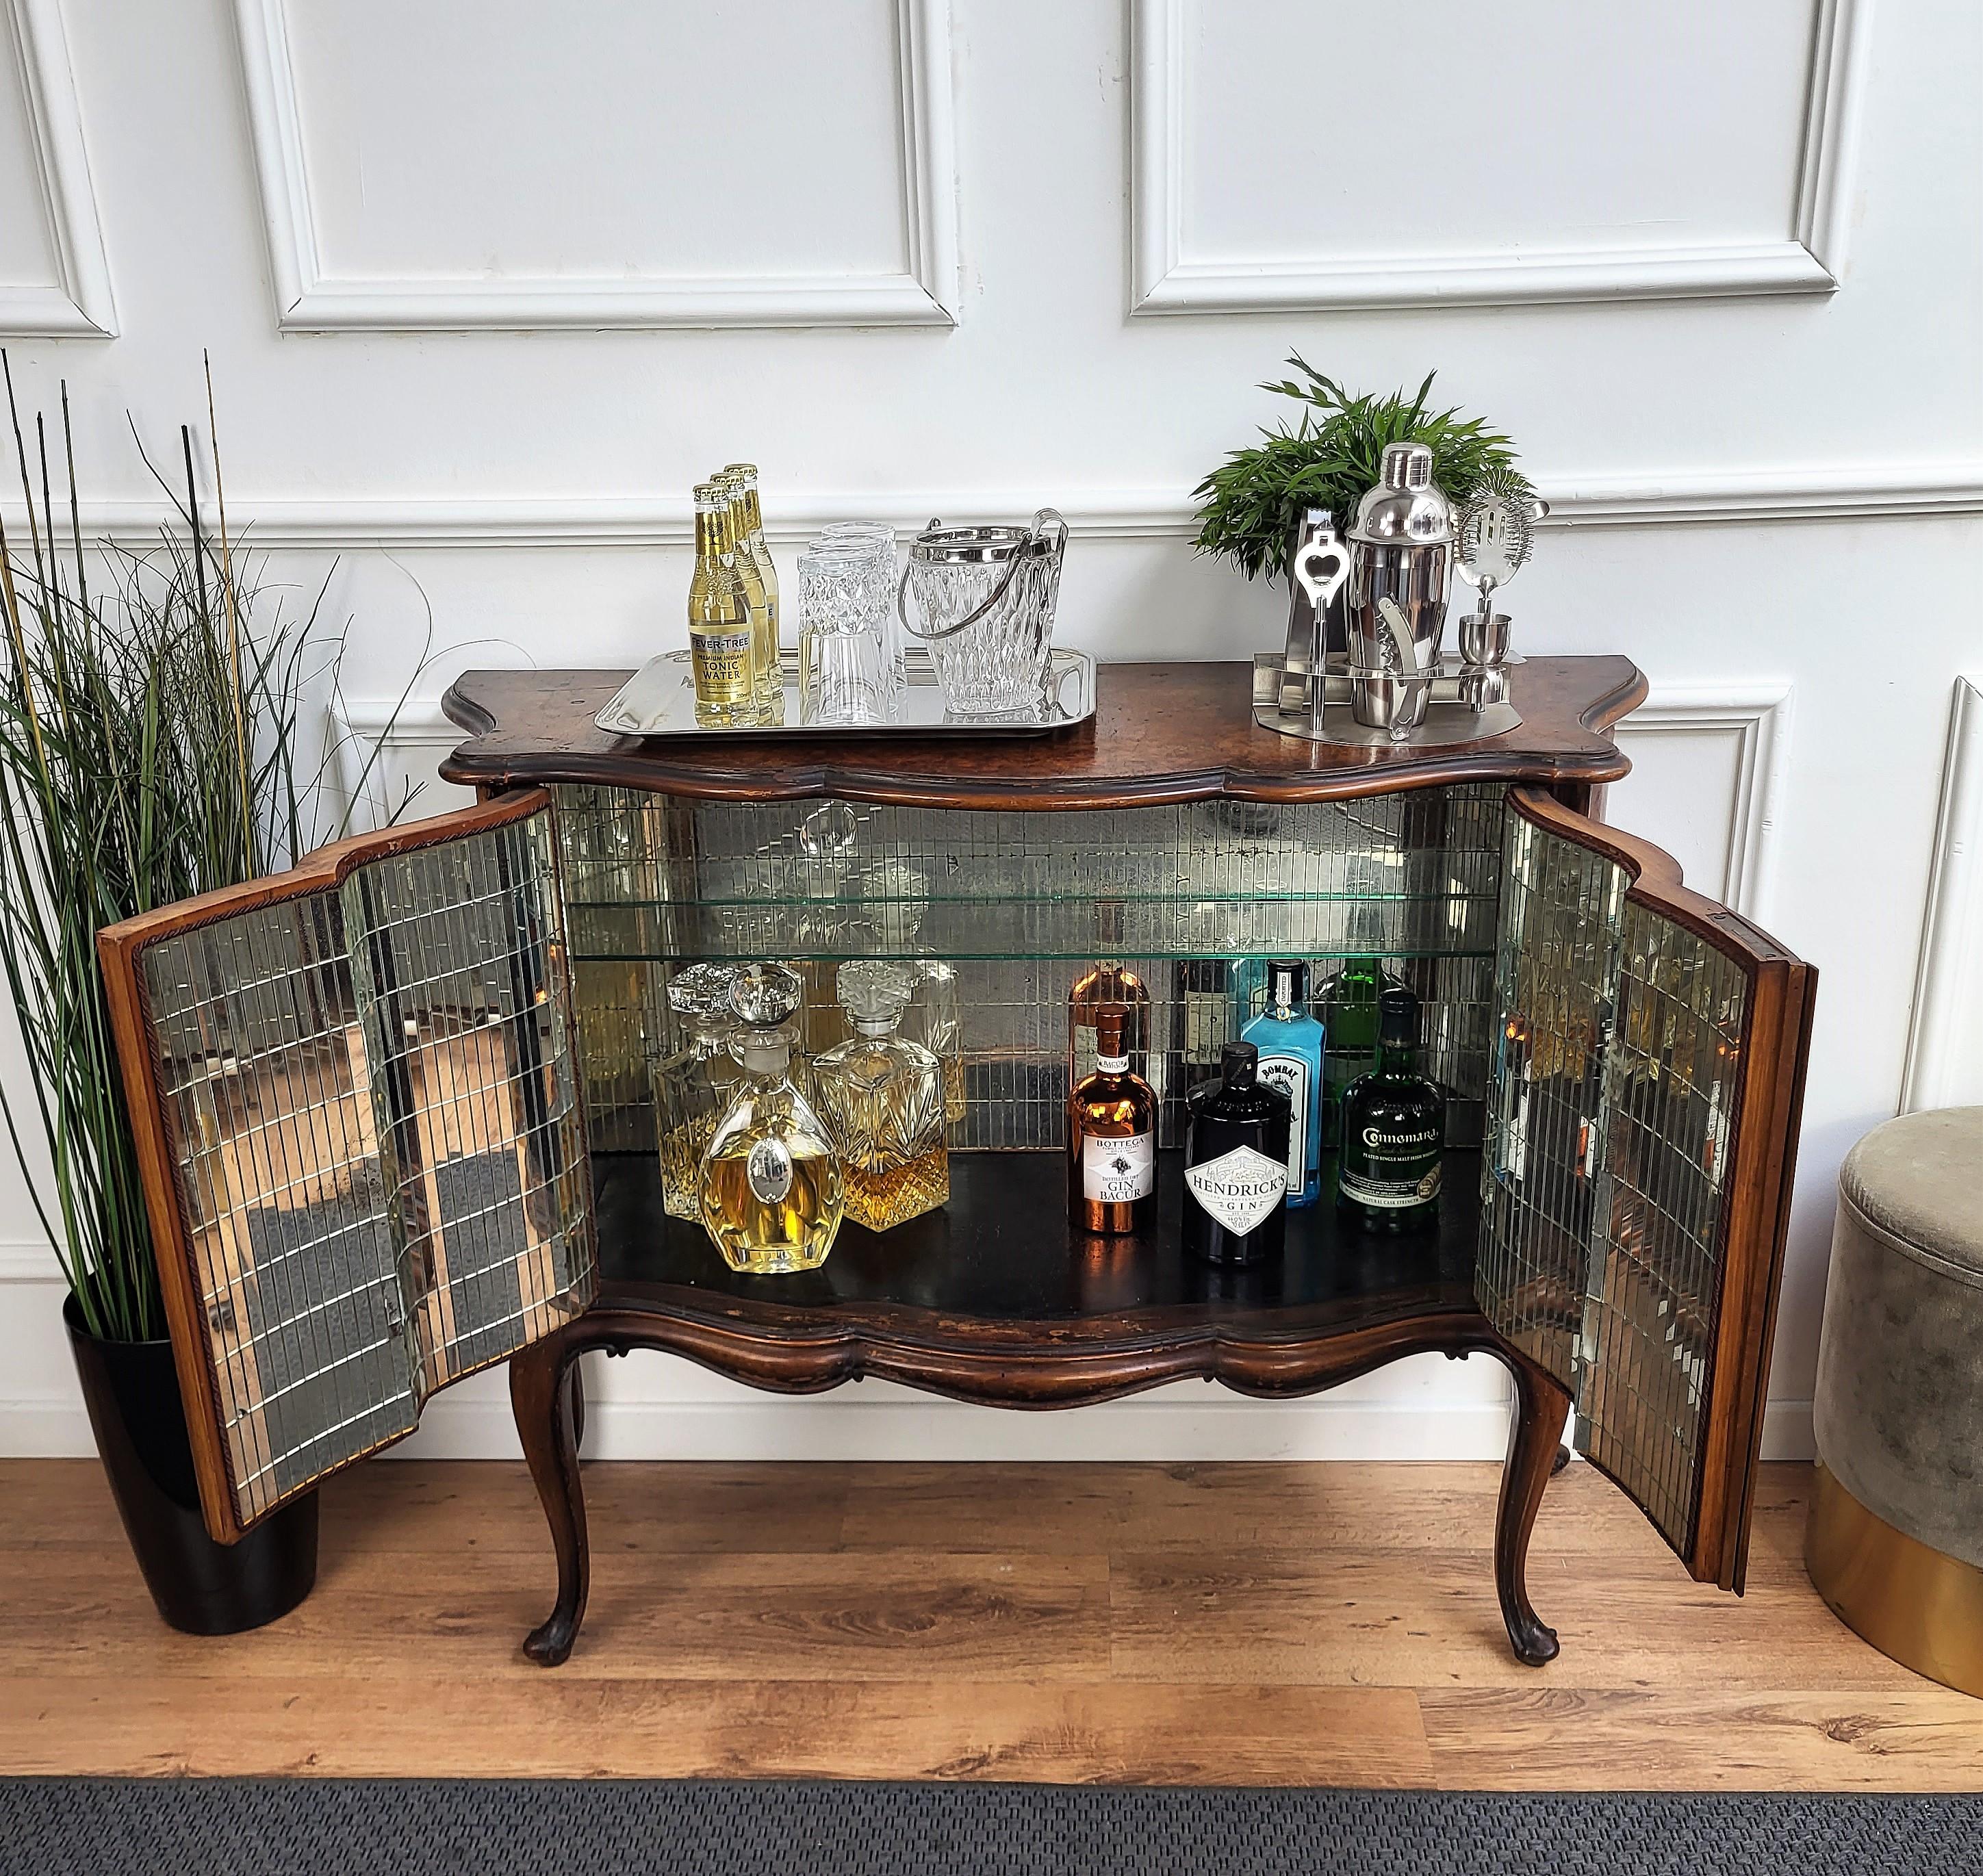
[1806,1462,1983,1698]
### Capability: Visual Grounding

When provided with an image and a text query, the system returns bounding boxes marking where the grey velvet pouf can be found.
[4,1781,1982,1876]
[1808,1105,1983,1695]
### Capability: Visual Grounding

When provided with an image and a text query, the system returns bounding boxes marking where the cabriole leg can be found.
[1496,1355,1572,1666]
[510,1332,590,1667]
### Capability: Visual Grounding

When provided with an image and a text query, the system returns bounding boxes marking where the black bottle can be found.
[1337,986,1445,1235]
[1182,1041,1292,1266]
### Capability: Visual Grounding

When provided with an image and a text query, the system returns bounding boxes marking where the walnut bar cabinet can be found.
[97,658,1814,1671]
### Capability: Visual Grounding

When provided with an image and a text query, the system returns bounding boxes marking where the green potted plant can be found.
[1193,355,1533,582]
[0,360,416,1632]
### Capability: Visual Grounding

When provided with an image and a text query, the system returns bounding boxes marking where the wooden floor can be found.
[1,1456,1978,1788]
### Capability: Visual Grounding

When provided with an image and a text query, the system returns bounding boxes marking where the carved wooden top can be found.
[441,657,1644,809]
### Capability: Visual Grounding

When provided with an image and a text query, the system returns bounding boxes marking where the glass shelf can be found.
[565,892,1500,966]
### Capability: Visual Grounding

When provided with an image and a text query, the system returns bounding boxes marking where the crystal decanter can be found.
[699,964,844,1274]
[650,962,740,1220]
[811,960,950,1231]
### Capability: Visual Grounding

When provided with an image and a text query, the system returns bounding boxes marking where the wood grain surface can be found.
[3,1456,1975,1787]
[438,658,1646,808]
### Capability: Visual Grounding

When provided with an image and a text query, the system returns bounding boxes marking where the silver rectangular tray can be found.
[596,645,1095,740]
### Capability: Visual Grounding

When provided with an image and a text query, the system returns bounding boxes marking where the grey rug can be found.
[2,1780,1976,1876]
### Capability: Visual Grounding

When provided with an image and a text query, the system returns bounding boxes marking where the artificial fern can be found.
[1193,357,1533,583]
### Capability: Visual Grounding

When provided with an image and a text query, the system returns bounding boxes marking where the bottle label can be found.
[1083,1131,1153,1203]
[1340,1123,1442,1209]
[691,628,755,702]
[745,1136,794,1205]
[1096,1051,1129,1075]
[1254,1052,1309,1185]
[1184,1144,1288,1237]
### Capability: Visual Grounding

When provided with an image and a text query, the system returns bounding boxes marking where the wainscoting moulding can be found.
[1900,675,1983,1114]
[231,0,960,331]
[0,0,116,337]
[1615,681,1793,923]
[11,461,1983,552]
[1130,0,1868,313]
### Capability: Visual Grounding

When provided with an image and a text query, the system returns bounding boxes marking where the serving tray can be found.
[595,646,1095,740]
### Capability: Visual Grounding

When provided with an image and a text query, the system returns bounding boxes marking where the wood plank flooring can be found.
[2,1456,1978,1788]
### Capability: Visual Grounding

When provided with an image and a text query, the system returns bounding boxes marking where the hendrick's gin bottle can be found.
[1182,1041,1292,1266]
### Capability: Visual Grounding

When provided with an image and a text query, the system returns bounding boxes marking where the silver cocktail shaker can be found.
[1347,443,1454,727]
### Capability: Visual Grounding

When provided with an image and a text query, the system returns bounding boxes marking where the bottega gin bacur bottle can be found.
[1182,1040,1292,1266]
[1336,985,1445,1234]
[1067,1003,1158,1235]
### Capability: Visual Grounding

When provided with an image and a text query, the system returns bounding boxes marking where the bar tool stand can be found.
[1252,444,1521,748]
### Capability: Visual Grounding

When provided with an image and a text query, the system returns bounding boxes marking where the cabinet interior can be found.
[556,781,1509,1157]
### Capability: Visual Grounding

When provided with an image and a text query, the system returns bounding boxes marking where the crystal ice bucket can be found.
[897,510,1066,716]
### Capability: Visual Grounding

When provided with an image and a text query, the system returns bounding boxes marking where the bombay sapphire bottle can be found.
[1182,1041,1292,1267]
[1242,959,1325,1209]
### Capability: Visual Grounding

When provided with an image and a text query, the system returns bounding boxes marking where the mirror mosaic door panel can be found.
[1479,790,1806,1576]
[110,798,595,1537]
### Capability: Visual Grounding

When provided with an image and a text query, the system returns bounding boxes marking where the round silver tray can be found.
[596,647,1095,740]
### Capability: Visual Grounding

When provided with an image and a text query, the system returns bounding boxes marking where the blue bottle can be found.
[1242,960,1325,1208]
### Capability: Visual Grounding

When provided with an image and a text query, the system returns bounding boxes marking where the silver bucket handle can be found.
[896,508,1068,642]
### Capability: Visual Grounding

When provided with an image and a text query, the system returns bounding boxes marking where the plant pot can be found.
[64,1294,318,1634]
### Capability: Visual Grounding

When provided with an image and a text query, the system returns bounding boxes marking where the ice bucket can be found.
[897,509,1066,716]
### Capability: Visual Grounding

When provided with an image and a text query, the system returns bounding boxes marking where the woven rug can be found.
[3,1779,1977,1875]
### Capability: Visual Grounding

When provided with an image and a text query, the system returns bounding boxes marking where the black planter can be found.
[64,1295,318,1634]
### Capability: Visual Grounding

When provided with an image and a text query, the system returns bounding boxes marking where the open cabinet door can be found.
[1476,786,1814,1591]
[98,791,596,1543]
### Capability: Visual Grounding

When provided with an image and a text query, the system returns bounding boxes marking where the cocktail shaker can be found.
[1347,442,1454,697]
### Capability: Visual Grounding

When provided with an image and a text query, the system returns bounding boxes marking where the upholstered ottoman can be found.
[1808,1105,1983,1695]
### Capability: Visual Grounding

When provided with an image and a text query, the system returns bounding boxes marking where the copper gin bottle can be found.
[1067,1003,1157,1235]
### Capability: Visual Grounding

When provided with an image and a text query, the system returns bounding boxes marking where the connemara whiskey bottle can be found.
[688,481,759,728]
[812,961,949,1231]
[721,464,782,723]
[1182,1041,1291,1266]
[726,456,777,714]
[1337,986,1444,1235]
[700,964,844,1273]
[1068,1003,1157,1235]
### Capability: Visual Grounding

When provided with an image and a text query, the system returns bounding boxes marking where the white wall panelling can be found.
[13,461,1983,557]
[0,0,114,337]
[1615,683,1794,920]
[1901,676,1983,1113]
[231,0,960,330]
[1130,0,1868,314]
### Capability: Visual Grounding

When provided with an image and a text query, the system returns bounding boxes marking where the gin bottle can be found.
[1242,959,1325,1209]
[700,964,843,1273]
[1337,986,1444,1235]
[1067,1003,1157,1236]
[811,961,949,1231]
[1182,1041,1291,1267]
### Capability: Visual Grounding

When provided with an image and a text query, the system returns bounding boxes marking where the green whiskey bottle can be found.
[1336,986,1444,1234]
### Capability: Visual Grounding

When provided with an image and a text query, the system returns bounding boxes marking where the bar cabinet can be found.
[98,658,1814,1668]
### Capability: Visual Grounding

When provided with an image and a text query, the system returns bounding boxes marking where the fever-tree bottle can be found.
[723,463,781,721]
[687,481,760,728]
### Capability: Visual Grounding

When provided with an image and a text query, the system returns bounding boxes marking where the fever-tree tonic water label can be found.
[1184,1144,1288,1237]
[691,628,756,708]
